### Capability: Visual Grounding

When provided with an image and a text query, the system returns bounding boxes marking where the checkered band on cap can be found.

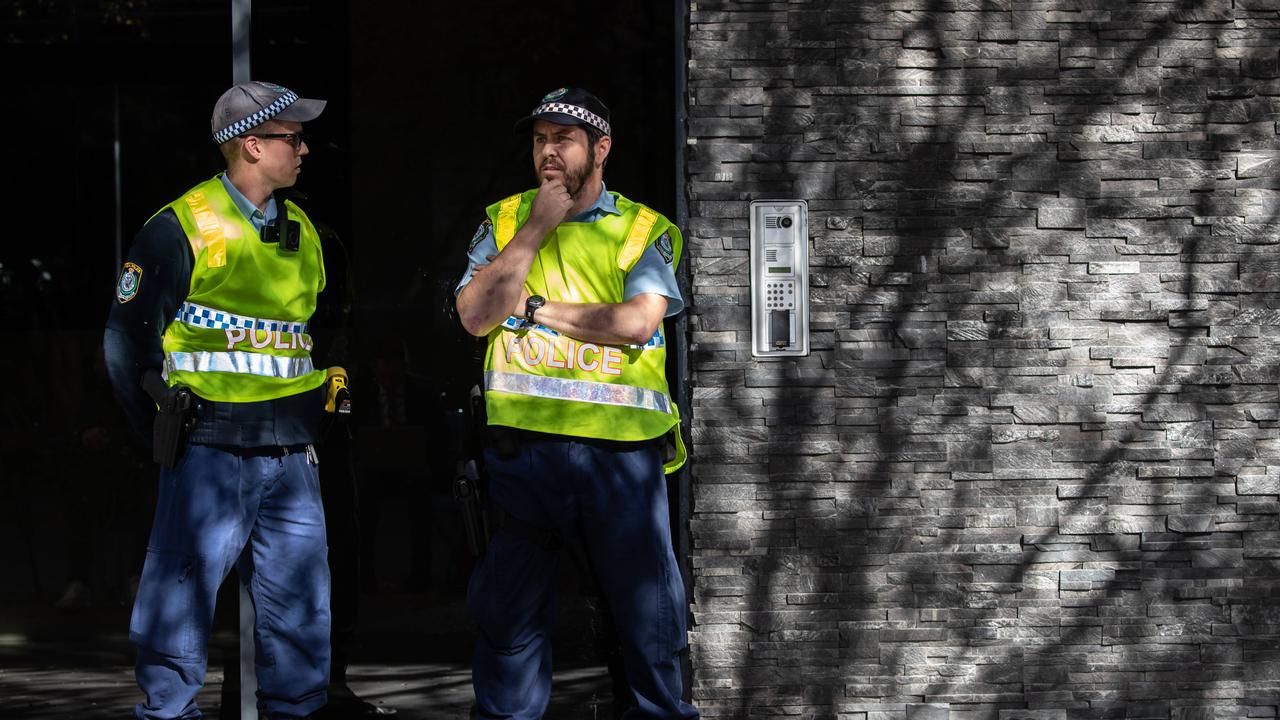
[212,90,300,144]
[534,102,611,136]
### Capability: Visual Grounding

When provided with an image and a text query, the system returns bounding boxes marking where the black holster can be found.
[455,384,495,557]
[454,459,490,557]
[142,370,196,470]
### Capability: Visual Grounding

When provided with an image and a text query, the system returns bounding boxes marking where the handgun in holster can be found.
[454,458,489,558]
[142,370,196,470]
[455,384,494,557]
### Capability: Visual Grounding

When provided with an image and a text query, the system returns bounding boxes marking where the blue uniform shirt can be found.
[455,182,684,316]
[219,172,277,231]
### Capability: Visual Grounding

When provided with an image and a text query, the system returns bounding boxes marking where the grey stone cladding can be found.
[683,1,1280,719]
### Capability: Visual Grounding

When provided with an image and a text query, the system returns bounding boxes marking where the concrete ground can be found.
[0,591,614,720]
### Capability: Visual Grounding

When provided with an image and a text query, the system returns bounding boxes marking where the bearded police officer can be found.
[455,87,698,720]
[105,81,334,720]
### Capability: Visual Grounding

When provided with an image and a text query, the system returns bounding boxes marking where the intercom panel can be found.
[749,200,809,358]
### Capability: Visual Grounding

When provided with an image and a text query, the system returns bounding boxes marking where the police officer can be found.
[455,88,699,720]
[105,81,334,720]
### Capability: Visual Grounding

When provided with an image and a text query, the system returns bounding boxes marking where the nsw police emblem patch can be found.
[469,220,491,253]
[656,232,674,264]
[542,87,568,102]
[116,262,142,303]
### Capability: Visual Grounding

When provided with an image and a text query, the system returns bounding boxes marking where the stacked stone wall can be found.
[684,1,1280,718]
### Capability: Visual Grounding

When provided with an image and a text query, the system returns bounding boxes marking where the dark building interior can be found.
[0,0,678,716]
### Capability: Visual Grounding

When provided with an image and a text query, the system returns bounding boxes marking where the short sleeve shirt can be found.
[454,183,683,316]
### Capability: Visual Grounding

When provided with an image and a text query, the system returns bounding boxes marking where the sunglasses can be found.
[246,132,309,150]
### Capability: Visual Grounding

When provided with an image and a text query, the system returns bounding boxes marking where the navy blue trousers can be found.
[130,444,331,720]
[467,436,698,720]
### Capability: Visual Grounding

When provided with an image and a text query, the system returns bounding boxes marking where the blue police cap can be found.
[514,87,611,137]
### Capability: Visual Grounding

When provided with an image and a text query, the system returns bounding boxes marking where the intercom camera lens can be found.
[780,216,793,228]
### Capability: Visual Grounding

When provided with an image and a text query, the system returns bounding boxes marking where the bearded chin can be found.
[565,170,588,199]
[567,144,598,199]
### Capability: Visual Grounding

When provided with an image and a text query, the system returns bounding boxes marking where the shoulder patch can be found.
[656,232,674,264]
[469,219,491,253]
[116,262,142,303]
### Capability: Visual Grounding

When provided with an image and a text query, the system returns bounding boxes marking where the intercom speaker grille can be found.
[765,248,778,262]
[765,215,782,229]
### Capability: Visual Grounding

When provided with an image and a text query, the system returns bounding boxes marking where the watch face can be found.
[526,295,545,320]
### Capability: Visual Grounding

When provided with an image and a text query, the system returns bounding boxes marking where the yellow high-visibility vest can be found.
[158,176,327,402]
[482,189,686,473]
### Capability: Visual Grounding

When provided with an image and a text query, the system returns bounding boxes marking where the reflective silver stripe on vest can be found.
[164,351,315,380]
[174,301,309,335]
[484,371,672,415]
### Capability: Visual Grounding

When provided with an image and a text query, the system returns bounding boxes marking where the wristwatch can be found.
[524,295,545,322]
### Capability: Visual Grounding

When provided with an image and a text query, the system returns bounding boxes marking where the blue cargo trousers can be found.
[130,443,331,720]
[467,435,699,720]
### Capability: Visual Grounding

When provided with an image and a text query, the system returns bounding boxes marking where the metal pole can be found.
[112,84,123,271]
[232,0,251,83]
[239,582,257,720]
[232,4,256,719]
